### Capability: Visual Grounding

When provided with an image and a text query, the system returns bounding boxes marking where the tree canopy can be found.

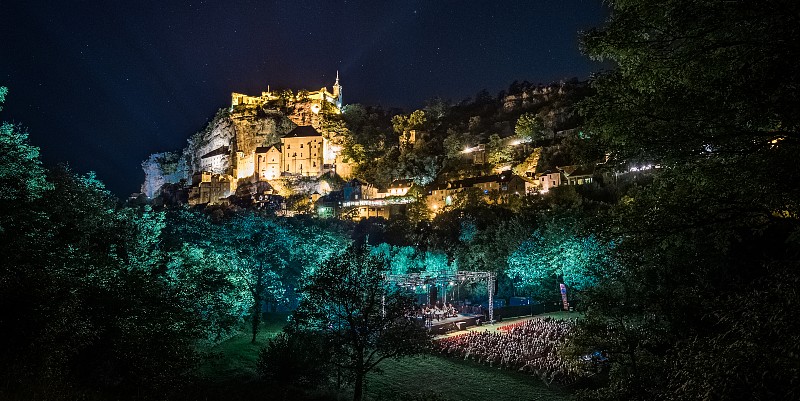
[571,1,800,399]
[291,244,431,401]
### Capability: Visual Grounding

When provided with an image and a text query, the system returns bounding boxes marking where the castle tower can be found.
[333,71,343,108]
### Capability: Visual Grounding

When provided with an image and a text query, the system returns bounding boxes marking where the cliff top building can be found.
[230,72,343,111]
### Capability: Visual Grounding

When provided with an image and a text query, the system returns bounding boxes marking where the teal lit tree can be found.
[507,231,604,298]
[292,244,431,401]
[0,87,51,205]
[506,217,607,301]
[221,213,294,343]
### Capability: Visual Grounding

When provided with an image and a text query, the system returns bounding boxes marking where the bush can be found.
[257,331,332,388]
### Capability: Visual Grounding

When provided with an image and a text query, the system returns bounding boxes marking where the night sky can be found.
[1,0,609,196]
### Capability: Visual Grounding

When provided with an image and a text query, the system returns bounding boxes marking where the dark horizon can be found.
[0,0,608,197]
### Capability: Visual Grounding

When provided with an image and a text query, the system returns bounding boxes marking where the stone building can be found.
[559,165,595,186]
[188,172,234,205]
[538,171,562,193]
[425,172,530,211]
[231,72,343,111]
[199,146,230,175]
[254,144,282,180]
[280,126,325,176]
[387,179,414,196]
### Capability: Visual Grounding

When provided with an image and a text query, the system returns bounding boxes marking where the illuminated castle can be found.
[231,71,343,111]
[185,74,349,205]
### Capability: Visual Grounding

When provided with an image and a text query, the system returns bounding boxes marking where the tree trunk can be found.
[353,371,364,401]
[251,291,261,343]
[353,348,365,401]
[251,269,264,344]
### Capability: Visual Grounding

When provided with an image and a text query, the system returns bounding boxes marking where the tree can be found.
[257,330,333,392]
[292,244,431,401]
[0,88,51,205]
[487,133,512,165]
[0,165,206,398]
[514,112,545,145]
[391,110,426,133]
[443,129,478,161]
[161,208,242,343]
[573,1,800,399]
[222,213,294,343]
[297,89,310,102]
[506,215,606,301]
[423,97,449,130]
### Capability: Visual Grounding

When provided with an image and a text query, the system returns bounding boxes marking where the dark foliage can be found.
[572,1,800,400]
[257,331,333,389]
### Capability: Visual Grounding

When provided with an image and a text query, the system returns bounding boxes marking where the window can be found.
[287,144,291,149]
[300,144,303,148]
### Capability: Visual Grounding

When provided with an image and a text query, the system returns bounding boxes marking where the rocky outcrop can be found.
[231,109,293,157]
[141,151,188,198]
[502,79,588,113]
[142,105,299,199]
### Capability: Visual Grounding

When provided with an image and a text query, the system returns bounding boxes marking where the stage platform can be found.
[424,313,486,335]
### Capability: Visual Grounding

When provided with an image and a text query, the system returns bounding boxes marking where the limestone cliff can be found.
[141,104,303,198]
[140,151,188,198]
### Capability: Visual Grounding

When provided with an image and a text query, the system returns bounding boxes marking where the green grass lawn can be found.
[366,354,572,401]
[190,312,575,401]
[196,313,290,381]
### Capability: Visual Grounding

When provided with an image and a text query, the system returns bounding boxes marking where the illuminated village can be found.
[140,75,606,220]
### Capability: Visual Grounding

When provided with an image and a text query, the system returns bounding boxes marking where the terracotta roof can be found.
[201,146,229,159]
[284,125,322,138]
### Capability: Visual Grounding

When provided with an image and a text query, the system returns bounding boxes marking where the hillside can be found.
[140,78,600,219]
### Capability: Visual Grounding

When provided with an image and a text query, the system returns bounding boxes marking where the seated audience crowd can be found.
[434,317,589,385]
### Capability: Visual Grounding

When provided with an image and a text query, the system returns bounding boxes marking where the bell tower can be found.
[333,71,343,109]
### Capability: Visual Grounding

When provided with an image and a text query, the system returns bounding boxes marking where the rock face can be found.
[230,108,296,179]
[502,79,588,113]
[140,152,189,198]
[232,109,289,156]
[141,102,328,199]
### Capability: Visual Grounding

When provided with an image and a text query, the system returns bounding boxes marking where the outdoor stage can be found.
[424,313,486,335]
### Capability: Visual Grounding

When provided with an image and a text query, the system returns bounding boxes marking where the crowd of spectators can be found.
[434,317,589,385]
